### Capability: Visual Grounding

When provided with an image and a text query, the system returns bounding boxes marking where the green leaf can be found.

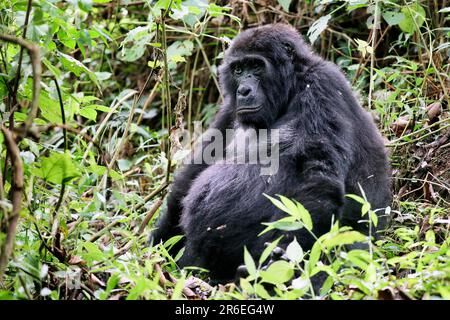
[239,278,254,294]
[39,90,62,123]
[277,0,292,12]
[307,15,331,44]
[322,231,367,250]
[260,217,303,236]
[109,170,124,181]
[259,237,282,265]
[58,52,99,87]
[365,263,377,283]
[79,106,97,121]
[279,195,298,216]
[119,26,153,62]
[81,241,107,263]
[295,201,313,231]
[170,55,186,63]
[264,194,289,214]
[345,194,366,204]
[308,240,322,273]
[286,237,303,263]
[260,261,294,285]
[105,273,120,296]
[361,202,371,216]
[255,284,271,299]
[244,247,257,278]
[87,104,114,113]
[166,40,194,68]
[382,11,405,26]
[33,152,80,185]
[370,210,378,227]
[399,4,426,34]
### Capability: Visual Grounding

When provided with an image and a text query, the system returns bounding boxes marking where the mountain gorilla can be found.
[150,24,391,283]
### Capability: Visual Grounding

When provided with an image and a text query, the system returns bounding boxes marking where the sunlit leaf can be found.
[307,15,331,44]
[260,261,294,285]
[33,151,81,185]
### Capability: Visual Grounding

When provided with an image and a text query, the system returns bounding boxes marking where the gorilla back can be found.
[151,24,391,283]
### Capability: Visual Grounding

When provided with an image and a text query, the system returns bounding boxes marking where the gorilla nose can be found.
[237,85,252,97]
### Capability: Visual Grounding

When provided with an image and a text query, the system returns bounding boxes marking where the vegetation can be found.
[0,0,449,300]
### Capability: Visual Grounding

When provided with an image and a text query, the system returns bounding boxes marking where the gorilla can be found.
[151,24,391,284]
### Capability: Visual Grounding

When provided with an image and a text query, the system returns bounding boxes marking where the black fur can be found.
[150,24,391,283]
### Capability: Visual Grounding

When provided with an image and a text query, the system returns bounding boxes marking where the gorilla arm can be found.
[286,138,348,249]
[271,73,355,250]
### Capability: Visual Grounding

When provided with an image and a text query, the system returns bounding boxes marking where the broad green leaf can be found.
[109,170,124,182]
[322,231,366,249]
[320,275,334,295]
[382,11,405,26]
[33,152,80,185]
[39,98,61,123]
[119,26,153,62]
[58,52,99,87]
[346,249,370,269]
[347,0,368,11]
[81,242,107,263]
[105,273,120,296]
[291,276,310,290]
[260,261,294,285]
[286,237,303,263]
[167,40,194,68]
[399,4,426,34]
[79,106,97,121]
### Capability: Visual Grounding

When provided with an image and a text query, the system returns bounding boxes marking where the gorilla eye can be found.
[283,42,295,58]
[234,66,243,75]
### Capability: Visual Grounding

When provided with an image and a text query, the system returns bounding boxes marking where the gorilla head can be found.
[219,24,318,128]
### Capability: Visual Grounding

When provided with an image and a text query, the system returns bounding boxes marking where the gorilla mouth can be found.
[237,105,263,114]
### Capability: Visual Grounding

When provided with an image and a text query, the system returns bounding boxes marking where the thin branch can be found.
[0,126,24,281]
[0,34,42,135]
[10,0,34,119]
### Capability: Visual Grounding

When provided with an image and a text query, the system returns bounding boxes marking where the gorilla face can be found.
[231,57,267,115]
[223,54,277,128]
[218,25,310,128]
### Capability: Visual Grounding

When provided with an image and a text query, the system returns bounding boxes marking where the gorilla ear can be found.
[283,42,296,59]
